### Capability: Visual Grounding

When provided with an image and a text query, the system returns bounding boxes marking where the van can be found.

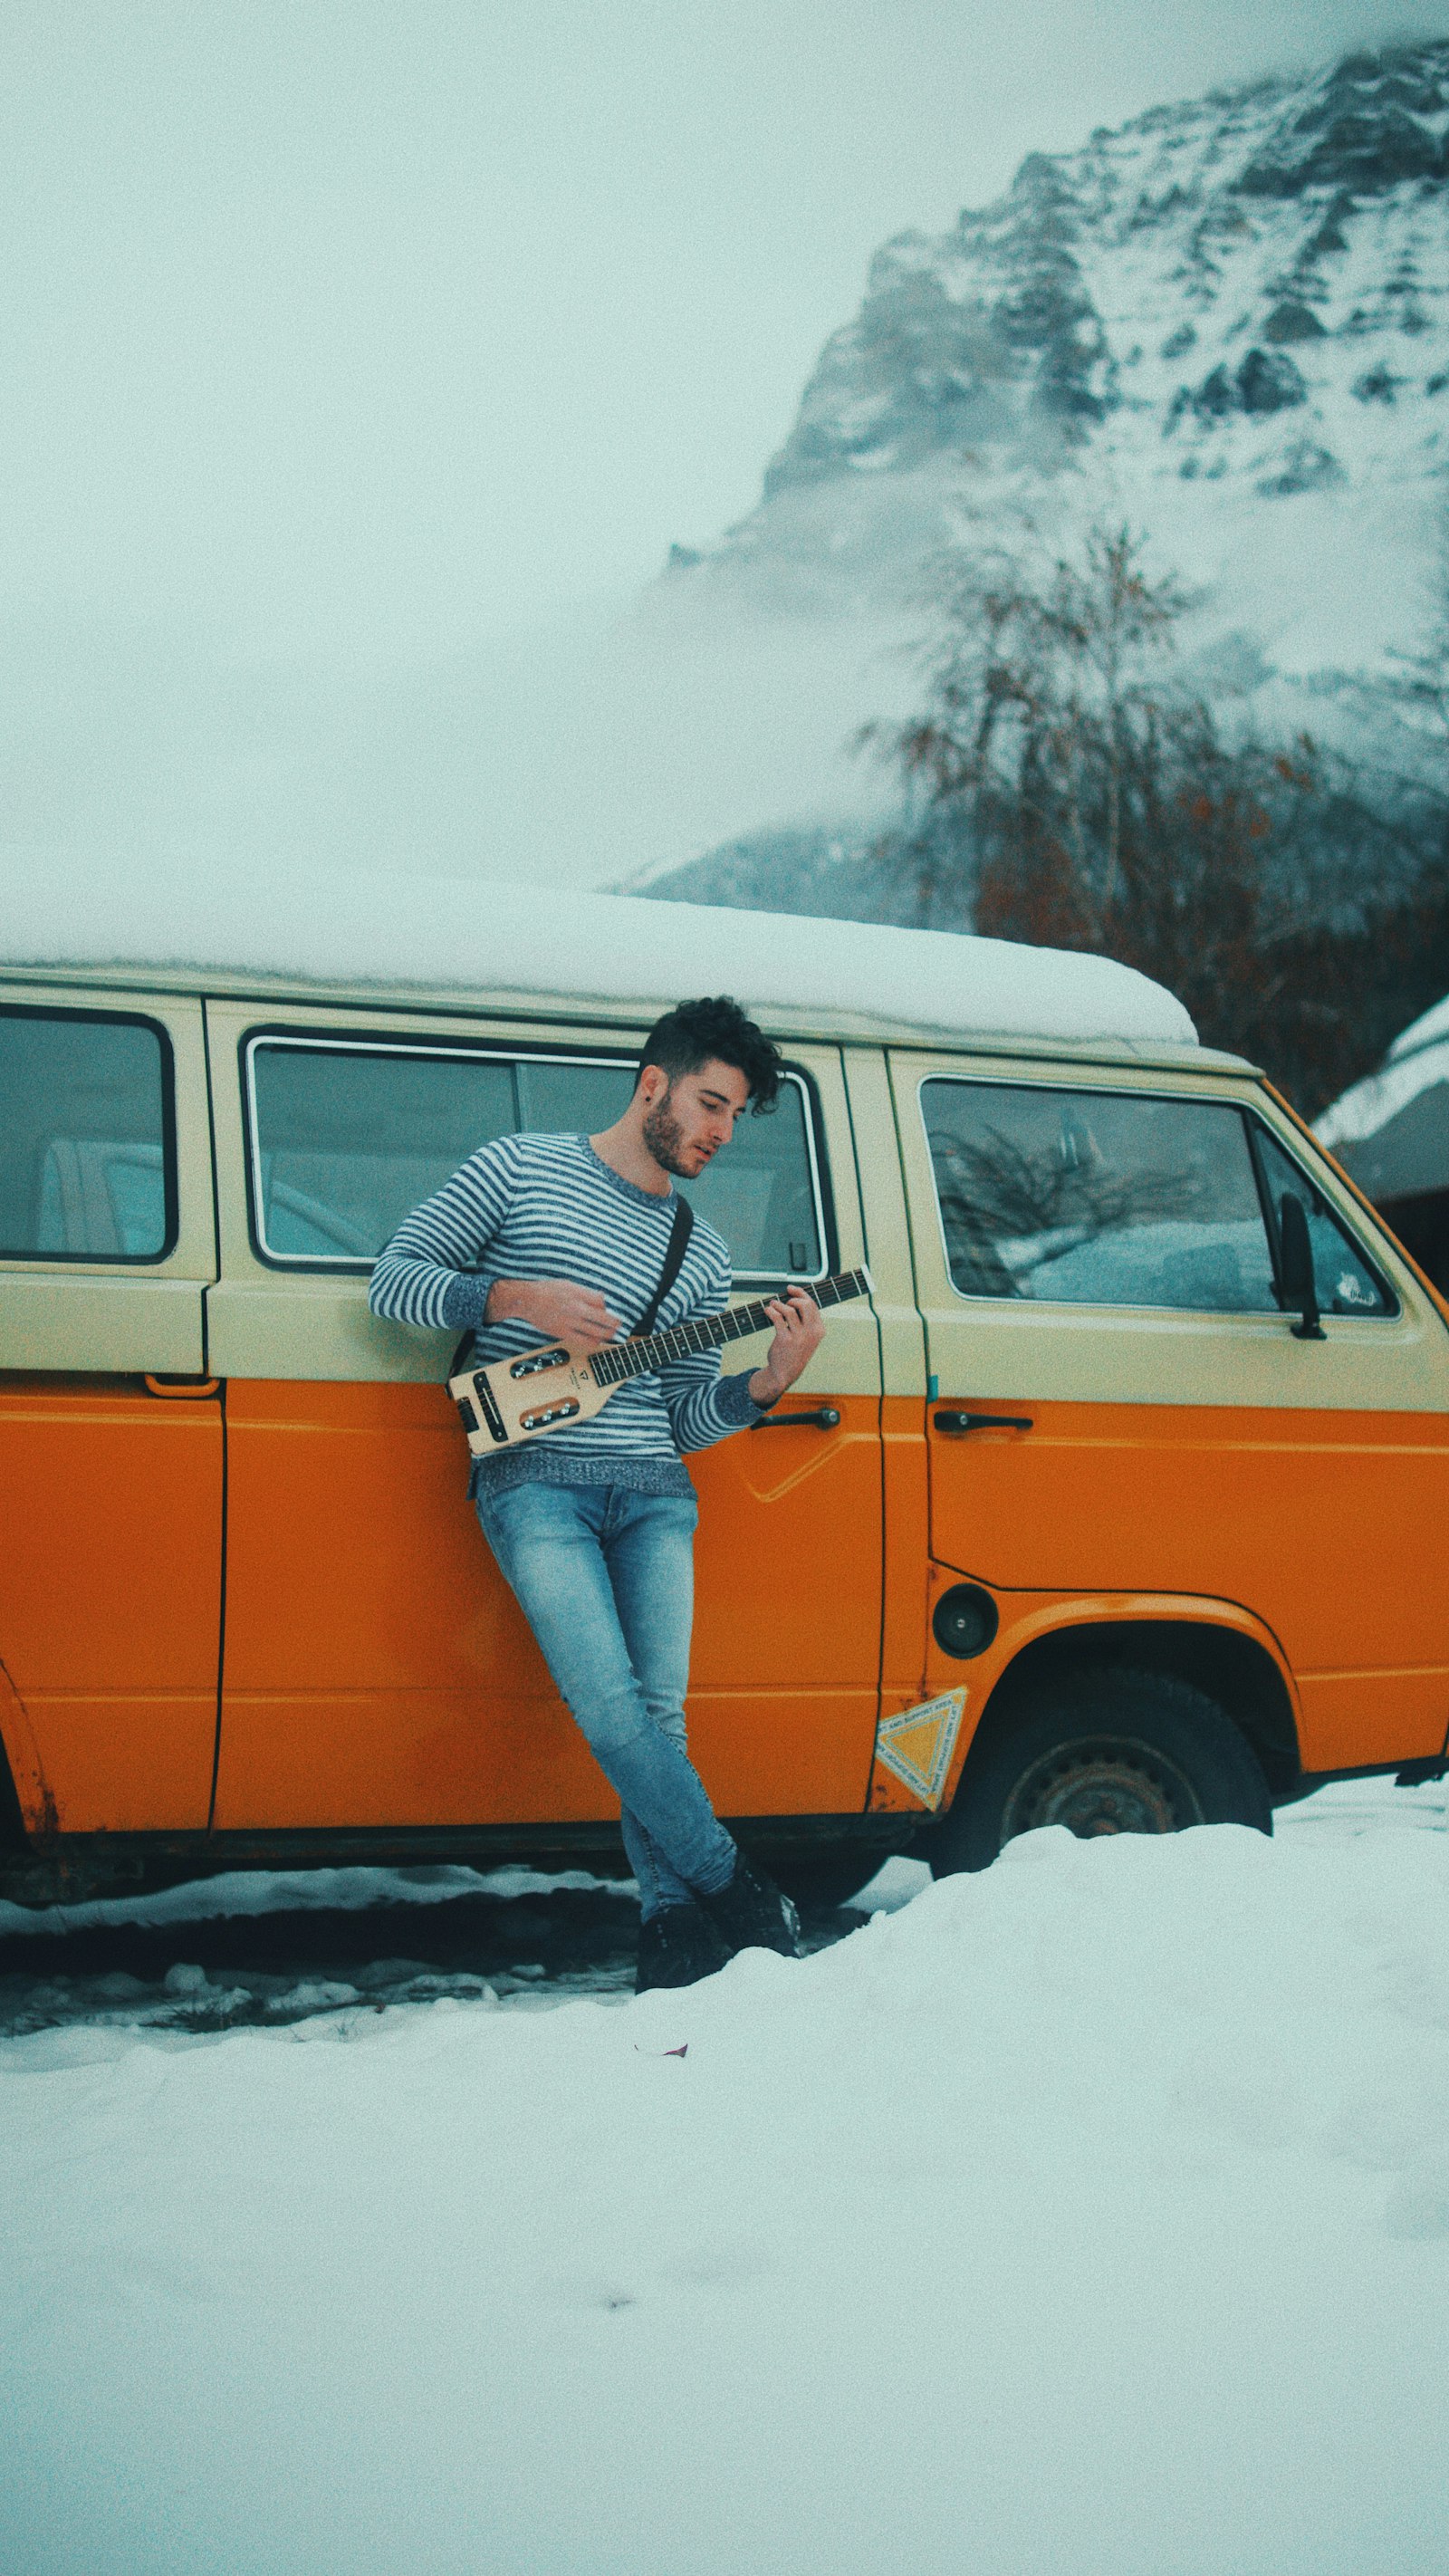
[1,878,1446,1906]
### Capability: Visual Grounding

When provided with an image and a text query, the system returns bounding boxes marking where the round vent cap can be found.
[932,1582,999,1660]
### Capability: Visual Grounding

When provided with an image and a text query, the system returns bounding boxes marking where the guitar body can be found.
[451,1341,611,1455]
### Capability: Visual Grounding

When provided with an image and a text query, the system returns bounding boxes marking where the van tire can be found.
[929,1665,1272,1876]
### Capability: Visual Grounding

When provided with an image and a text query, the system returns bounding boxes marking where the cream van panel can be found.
[0,985,214,1374]
[840,1048,925,1397]
[889,1048,1449,1414]
[204,1000,877,1391]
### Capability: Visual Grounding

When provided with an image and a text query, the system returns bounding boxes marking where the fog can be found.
[4,0,1442,891]
[5,591,910,886]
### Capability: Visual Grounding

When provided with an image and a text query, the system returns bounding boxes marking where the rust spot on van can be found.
[0,1651,61,1841]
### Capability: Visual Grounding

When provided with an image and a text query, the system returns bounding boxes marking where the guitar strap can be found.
[446,1191,695,1380]
[631,1195,695,1341]
[447,1310,485,1384]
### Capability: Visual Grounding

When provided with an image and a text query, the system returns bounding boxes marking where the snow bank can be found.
[3,1820,1445,2576]
[0,865,1197,1047]
[0,1860,629,1943]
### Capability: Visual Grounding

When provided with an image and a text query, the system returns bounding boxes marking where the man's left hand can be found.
[748,1285,827,1408]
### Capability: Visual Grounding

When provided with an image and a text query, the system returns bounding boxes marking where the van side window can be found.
[1251,1124,1394,1318]
[249,1045,517,1259]
[514,1058,824,1277]
[245,1038,826,1282]
[921,1080,1282,1312]
[0,1008,174,1262]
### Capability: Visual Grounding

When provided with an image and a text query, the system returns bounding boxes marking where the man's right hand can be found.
[485,1277,623,1352]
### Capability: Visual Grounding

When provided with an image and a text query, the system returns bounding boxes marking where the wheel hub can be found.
[1002,1736,1204,1844]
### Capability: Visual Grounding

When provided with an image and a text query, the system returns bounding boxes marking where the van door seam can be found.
[206,1380,228,1833]
[200,998,228,1830]
[883,1053,940,1764]
[839,1048,888,1812]
[198,1000,225,1379]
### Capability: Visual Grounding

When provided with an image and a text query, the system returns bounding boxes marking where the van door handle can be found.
[752,1406,841,1430]
[144,1374,221,1399]
[934,1408,1033,1435]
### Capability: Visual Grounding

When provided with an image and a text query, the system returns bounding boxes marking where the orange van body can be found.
[1,966,1445,1902]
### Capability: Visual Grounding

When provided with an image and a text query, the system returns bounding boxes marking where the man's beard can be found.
[641,1089,695,1177]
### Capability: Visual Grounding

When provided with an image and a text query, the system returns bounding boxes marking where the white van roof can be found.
[0,868,1201,1055]
[1316,991,1449,1193]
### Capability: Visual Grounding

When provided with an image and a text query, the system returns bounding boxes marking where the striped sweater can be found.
[367,1130,767,1495]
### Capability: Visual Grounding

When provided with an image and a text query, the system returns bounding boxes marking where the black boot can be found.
[697,1855,800,1960]
[635,1901,731,1994]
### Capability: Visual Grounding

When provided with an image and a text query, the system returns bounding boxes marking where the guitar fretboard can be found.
[590,1266,870,1388]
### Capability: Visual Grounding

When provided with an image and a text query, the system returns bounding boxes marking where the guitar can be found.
[449,1267,871,1456]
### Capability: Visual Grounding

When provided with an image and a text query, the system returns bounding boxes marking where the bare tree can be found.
[860,522,1449,1113]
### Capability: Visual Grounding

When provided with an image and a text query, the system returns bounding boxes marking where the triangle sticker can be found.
[884,1717,946,1774]
[874,1689,966,1810]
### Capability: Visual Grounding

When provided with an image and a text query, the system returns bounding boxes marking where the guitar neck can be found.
[591,1267,870,1388]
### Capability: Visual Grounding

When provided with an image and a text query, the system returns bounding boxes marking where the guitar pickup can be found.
[519,1399,581,1433]
[510,1346,571,1379]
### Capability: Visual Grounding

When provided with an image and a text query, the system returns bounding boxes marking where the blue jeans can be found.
[475,1480,738,1919]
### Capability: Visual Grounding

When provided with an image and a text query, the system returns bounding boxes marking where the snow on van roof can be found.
[1386,991,1449,1066]
[1316,992,1449,1151]
[0,868,1196,1048]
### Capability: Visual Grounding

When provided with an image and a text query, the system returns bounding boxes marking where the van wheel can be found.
[929,1666,1271,1876]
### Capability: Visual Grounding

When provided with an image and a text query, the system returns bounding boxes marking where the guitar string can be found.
[594,1267,867,1387]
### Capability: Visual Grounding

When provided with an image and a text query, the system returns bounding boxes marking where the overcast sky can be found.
[3,0,1444,879]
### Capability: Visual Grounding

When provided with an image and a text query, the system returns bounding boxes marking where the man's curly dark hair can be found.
[636,995,782,1113]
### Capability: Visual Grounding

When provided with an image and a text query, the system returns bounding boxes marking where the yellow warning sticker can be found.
[873,1689,967,1811]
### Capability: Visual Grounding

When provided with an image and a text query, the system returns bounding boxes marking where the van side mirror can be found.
[1278,1192,1325,1340]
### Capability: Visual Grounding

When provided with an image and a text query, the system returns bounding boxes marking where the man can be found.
[369,995,825,1990]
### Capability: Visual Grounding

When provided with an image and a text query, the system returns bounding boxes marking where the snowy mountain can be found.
[654,41,1449,769]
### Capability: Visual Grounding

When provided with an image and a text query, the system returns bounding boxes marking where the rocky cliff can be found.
[657,41,1449,741]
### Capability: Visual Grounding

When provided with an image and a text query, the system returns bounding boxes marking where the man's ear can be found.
[637,1063,670,1110]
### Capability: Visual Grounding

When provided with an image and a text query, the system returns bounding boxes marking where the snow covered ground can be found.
[4,1780,1446,2576]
